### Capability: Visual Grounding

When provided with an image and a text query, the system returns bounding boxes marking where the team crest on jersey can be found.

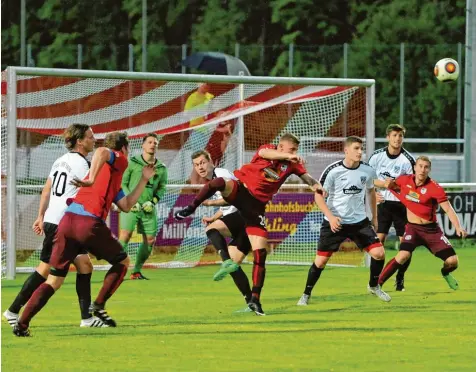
[360,176,367,185]
[404,235,412,240]
[280,164,288,172]
[393,165,401,173]
[421,187,427,194]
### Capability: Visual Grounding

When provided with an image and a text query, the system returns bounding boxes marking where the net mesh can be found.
[2,72,371,276]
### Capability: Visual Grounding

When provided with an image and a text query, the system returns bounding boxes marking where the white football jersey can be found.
[368,147,415,202]
[320,161,377,224]
[43,152,90,225]
[211,167,238,217]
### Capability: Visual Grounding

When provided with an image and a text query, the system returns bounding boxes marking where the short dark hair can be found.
[280,133,300,146]
[63,124,90,150]
[386,124,406,136]
[344,136,363,147]
[142,133,158,143]
[104,131,129,151]
[416,155,431,168]
[191,150,212,162]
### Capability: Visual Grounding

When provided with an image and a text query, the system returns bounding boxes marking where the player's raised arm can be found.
[116,165,156,212]
[299,173,324,194]
[32,178,52,235]
[71,147,111,187]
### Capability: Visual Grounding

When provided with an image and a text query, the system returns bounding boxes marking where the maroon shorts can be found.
[49,212,127,277]
[400,222,456,260]
[225,180,267,238]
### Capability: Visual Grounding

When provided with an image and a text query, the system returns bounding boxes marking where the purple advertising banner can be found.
[109,191,476,246]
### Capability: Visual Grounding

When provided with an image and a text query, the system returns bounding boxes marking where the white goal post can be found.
[2,66,379,279]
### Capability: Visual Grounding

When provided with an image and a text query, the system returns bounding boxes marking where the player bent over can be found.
[192,150,252,305]
[118,133,168,280]
[297,136,391,306]
[368,124,415,291]
[175,133,322,315]
[3,124,107,328]
[13,132,155,337]
[376,156,467,290]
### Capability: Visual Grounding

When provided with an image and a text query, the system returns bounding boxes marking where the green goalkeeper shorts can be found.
[119,210,158,236]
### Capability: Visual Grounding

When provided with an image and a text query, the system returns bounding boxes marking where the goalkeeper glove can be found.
[142,201,155,213]
[130,202,142,213]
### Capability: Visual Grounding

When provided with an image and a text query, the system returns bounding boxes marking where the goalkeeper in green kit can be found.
[118,133,168,280]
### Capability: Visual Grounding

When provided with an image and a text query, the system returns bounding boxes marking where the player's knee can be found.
[369,247,385,261]
[74,255,93,274]
[314,255,329,269]
[253,248,267,267]
[119,255,130,267]
[46,275,65,291]
[119,230,133,243]
[146,236,156,246]
[445,255,458,269]
[36,262,51,278]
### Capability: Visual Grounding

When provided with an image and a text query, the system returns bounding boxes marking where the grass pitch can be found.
[2,248,476,372]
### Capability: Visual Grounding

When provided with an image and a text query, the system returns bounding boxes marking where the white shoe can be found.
[297,294,310,306]
[3,310,19,328]
[80,316,109,328]
[367,284,392,302]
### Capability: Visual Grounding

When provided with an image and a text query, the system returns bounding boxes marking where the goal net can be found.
[1,68,376,278]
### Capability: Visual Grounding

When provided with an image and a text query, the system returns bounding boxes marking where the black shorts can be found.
[377,201,407,236]
[318,218,381,254]
[225,180,267,238]
[40,222,87,264]
[220,212,251,255]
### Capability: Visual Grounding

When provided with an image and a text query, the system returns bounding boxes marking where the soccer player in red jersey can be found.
[175,133,323,315]
[13,132,155,337]
[376,156,467,291]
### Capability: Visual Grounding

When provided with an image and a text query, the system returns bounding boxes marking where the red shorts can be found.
[225,180,267,238]
[49,212,127,277]
[400,222,456,260]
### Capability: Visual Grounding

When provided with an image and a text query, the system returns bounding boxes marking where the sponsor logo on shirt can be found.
[263,167,280,181]
[380,171,395,179]
[343,185,362,194]
[405,191,420,203]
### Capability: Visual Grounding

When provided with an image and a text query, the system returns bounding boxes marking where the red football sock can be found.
[18,283,55,327]
[378,258,402,286]
[95,263,127,305]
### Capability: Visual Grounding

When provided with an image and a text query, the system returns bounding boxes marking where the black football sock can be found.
[230,267,252,302]
[206,229,231,261]
[369,257,385,287]
[396,255,412,281]
[76,273,92,320]
[9,271,46,314]
[303,263,324,296]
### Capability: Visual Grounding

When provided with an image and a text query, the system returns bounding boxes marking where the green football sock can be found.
[133,242,153,273]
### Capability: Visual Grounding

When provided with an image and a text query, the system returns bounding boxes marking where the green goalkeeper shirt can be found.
[121,155,168,205]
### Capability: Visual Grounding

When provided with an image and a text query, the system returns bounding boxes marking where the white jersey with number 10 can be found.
[43,152,90,225]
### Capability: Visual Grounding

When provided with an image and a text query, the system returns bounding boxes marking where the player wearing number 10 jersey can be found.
[3,124,108,330]
[175,133,323,315]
